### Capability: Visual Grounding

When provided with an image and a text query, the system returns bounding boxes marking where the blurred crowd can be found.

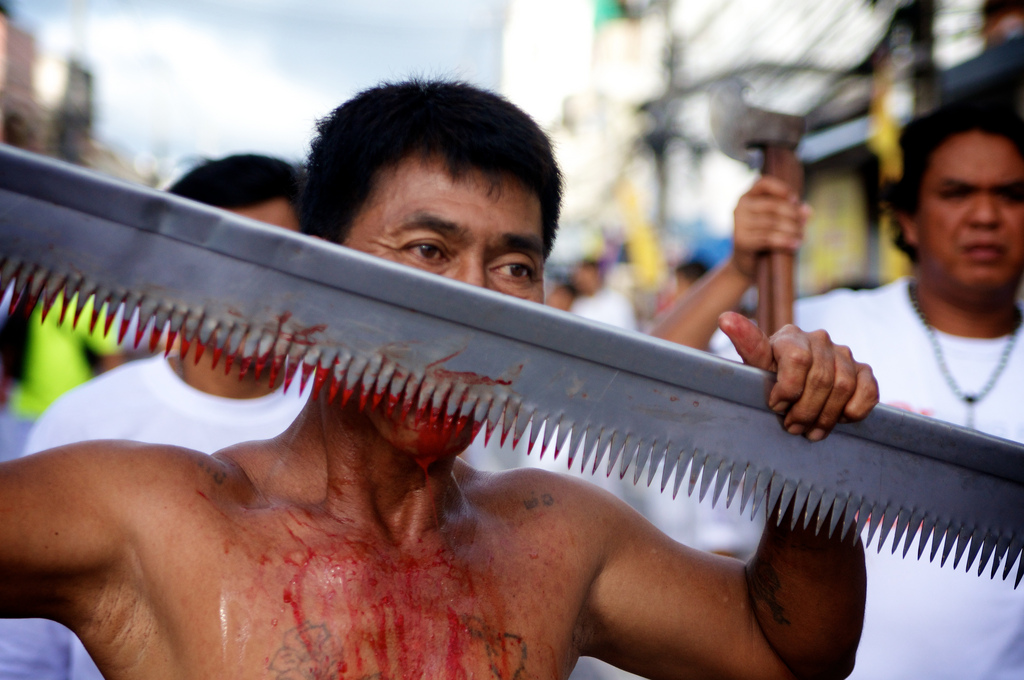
[1,90,1023,680]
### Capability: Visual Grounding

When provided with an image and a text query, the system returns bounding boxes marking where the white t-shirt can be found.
[0,355,309,680]
[718,278,1024,680]
[570,288,638,332]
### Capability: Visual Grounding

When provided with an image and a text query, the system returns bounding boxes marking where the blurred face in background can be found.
[898,130,1024,297]
[571,263,601,297]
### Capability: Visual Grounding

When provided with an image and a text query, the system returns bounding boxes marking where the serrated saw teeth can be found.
[299,360,316,394]
[23,268,46,317]
[512,408,533,452]
[39,285,61,324]
[700,455,723,504]
[824,495,844,538]
[385,371,411,418]
[631,439,651,485]
[398,372,422,422]
[964,528,986,572]
[938,526,959,567]
[644,441,664,489]
[429,381,453,429]
[1004,538,1024,580]
[0,258,20,295]
[614,434,634,479]
[281,357,299,394]
[72,285,94,330]
[712,460,734,509]
[723,463,745,510]
[655,445,677,495]
[552,416,572,461]
[977,532,998,576]
[815,488,836,534]
[951,526,973,570]
[889,508,912,556]
[686,452,705,499]
[312,365,330,401]
[499,399,521,449]
[525,417,544,456]
[371,361,398,411]
[164,330,178,358]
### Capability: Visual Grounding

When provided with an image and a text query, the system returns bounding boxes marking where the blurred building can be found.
[0,10,43,151]
[0,7,144,182]
[502,0,1007,304]
[799,0,1024,295]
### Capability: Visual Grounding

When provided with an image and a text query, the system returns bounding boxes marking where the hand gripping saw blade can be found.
[2,145,1023,586]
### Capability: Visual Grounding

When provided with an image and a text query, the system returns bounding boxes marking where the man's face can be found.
[344,154,545,302]
[899,130,1024,294]
[341,154,546,461]
[230,197,300,232]
[571,264,601,297]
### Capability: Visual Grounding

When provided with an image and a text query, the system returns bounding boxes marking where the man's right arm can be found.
[650,177,807,350]
[0,444,134,622]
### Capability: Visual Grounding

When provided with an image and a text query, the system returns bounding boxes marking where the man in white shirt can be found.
[653,102,1024,679]
[0,154,308,680]
[568,260,638,331]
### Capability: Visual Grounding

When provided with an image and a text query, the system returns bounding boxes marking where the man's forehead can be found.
[927,130,1024,176]
[353,153,545,249]
[384,155,538,211]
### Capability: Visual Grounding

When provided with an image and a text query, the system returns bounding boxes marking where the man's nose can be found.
[449,258,487,289]
[969,192,1000,227]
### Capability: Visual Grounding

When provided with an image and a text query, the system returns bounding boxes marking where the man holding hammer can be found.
[655,102,1024,679]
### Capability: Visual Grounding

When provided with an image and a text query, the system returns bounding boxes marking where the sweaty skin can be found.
[0,155,874,680]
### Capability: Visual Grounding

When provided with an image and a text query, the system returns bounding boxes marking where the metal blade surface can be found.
[2,145,1023,585]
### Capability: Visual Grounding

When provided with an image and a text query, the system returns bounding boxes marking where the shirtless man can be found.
[0,79,877,680]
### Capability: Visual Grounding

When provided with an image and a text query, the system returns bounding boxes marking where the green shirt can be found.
[10,294,121,418]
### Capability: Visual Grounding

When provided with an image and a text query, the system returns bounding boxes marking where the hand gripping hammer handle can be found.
[756,147,803,335]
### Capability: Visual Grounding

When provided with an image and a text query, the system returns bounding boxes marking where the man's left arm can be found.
[580,315,876,680]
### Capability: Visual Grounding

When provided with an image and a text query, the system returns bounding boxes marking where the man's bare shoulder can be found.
[456,461,649,536]
[9,439,256,510]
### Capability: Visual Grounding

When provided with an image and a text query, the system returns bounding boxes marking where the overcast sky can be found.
[9,0,507,175]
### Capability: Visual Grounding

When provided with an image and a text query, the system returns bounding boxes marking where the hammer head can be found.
[709,79,805,166]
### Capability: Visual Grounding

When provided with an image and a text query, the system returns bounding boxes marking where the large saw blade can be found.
[2,145,1023,585]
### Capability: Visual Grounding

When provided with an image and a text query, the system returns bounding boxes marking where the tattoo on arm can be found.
[748,560,790,626]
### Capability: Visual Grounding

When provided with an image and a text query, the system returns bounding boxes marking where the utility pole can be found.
[642,0,680,234]
[56,0,92,163]
[912,0,938,114]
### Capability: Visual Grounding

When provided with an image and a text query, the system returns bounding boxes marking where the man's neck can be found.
[230,395,467,545]
[912,273,1022,339]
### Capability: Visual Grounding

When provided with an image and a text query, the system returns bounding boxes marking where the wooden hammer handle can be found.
[755,146,803,335]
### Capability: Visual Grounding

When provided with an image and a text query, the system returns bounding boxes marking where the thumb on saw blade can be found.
[718,311,775,372]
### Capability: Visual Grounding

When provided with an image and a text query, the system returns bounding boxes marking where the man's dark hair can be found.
[675,260,708,283]
[885,104,1024,260]
[169,154,302,208]
[301,79,563,257]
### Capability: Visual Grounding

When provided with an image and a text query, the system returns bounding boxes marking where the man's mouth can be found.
[962,244,1005,262]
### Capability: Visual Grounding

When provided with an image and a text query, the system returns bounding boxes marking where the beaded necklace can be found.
[907,280,1022,429]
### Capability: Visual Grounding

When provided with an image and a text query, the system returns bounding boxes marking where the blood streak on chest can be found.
[265,524,524,679]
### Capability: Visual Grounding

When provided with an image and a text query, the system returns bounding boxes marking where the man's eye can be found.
[998,185,1024,202]
[413,244,442,259]
[506,263,534,279]
[939,186,972,200]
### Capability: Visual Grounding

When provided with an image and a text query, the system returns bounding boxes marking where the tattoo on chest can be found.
[523,492,554,510]
[268,615,532,680]
[196,457,226,485]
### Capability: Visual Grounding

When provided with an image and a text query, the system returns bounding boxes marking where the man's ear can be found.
[896,211,919,249]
